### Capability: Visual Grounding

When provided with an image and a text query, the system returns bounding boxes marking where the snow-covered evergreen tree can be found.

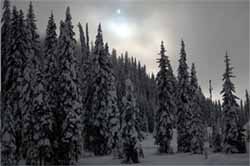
[79,22,96,153]
[1,0,12,153]
[17,9,36,164]
[176,40,192,152]
[115,54,126,130]
[104,43,121,152]
[221,52,242,153]
[27,67,52,165]
[84,24,119,155]
[2,7,32,165]
[44,12,58,111]
[154,41,175,153]
[42,12,59,164]
[54,7,82,164]
[78,23,86,54]
[166,49,178,128]
[44,12,57,70]
[26,1,42,68]
[78,23,90,106]
[121,79,142,163]
[22,3,45,164]
[77,22,89,152]
[212,101,222,152]
[189,63,204,154]
[1,0,11,102]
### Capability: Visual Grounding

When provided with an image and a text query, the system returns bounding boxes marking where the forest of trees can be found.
[1,0,249,165]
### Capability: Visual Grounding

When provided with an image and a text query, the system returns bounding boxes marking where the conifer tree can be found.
[78,23,90,103]
[54,7,82,164]
[83,25,106,153]
[177,40,192,152]
[26,1,41,68]
[78,23,89,152]
[166,51,178,127]
[44,12,57,68]
[189,63,204,154]
[1,0,11,150]
[78,23,94,152]
[154,41,175,153]
[104,43,120,151]
[17,9,36,164]
[78,23,86,55]
[1,0,11,101]
[84,24,119,155]
[44,12,58,117]
[27,67,52,165]
[212,100,223,152]
[221,52,242,153]
[121,79,142,163]
[22,3,44,163]
[2,7,32,165]
[42,12,58,164]
[166,57,177,95]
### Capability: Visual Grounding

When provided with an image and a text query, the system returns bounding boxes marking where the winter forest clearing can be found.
[78,134,249,165]
[1,0,250,165]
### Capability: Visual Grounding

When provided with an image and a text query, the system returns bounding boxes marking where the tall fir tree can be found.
[27,67,52,165]
[18,9,36,164]
[1,0,11,147]
[104,43,121,151]
[221,52,242,153]
[78,23,88,152]
[55,7,82,164]
[84,24,119,155]
[1,0,11,108]
[43,12,58,164]
[121,79,142,164]
[212,100,223,152]
[177,40,192,152]
[78,23,86,55]
[23,3,44,164]
[2,7,32,165]
[189,63,204,154]
[44,11,58,124]
[26,1,42,68]
[78,23,94,152]
[166,51,178,127]
[44,12,57,69]
[78,23,90,105]
[154,41,175,153]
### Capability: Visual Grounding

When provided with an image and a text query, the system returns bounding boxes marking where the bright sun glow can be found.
[116,9,121,14]
[108,21,135,38]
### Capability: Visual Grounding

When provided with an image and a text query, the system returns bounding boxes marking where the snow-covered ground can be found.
[78,134,249,166]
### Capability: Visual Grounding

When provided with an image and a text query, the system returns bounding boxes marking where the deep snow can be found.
[78,134,249,166]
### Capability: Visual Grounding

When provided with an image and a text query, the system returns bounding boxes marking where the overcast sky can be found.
[9,0,249,100]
